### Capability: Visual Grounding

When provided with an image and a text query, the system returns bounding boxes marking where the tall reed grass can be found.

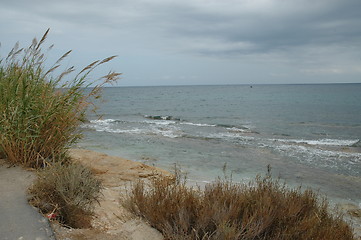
[126,175,356,240]
[0,29,120,168]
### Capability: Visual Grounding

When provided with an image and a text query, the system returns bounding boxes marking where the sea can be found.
[78,84,361,207]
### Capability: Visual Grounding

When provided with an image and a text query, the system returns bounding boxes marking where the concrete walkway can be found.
[0,160,55,240]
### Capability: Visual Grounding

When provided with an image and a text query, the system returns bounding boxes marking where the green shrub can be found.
[126,175,356,240]
[28,161,102,228]
[0,29,120,168]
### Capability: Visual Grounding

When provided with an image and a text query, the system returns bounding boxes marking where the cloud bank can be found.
[1,0,360,85]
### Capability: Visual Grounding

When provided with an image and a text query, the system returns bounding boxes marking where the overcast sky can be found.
[1,0,361,86]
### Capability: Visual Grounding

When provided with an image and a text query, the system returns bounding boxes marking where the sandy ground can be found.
[52,149,172,240]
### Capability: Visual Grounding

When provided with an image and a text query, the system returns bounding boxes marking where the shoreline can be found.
[60,148,361,239]
[1,148,360,239]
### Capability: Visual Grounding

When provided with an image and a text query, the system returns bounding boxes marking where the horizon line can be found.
[103,82,361,88]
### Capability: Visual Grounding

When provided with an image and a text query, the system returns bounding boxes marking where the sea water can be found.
[79,84,361,206]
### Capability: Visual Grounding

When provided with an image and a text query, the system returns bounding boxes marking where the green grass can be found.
[0,29,120,168]
[1,30,119,227]
[126,174,356,240]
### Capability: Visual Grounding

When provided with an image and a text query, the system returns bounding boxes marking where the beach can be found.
[52,149,172,240]
[1,148,361,239]
[52,149,361,239]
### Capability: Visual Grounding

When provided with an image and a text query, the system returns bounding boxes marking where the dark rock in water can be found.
[351,140,361,147]
[147,115,162,120]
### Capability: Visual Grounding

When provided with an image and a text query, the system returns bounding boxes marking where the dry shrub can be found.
[28,161,102,228]
[126,175,356,240]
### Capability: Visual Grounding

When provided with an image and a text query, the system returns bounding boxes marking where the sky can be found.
[1,0,361,86]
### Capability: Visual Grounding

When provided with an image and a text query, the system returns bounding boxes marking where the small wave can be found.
[102,128,145,134]
[151,127,182,138]
[208,132,255,142]
[84,118,258,142]
[274,144,361,158]
[274,138,359,147]
[89,119,119,125]
[273,143,361,175]
[180,122,216,127]
[226,127,256,134]
[143,116,255,135]
[144,119,177,125]
[216,123,248,130]
[84,125,182,138]
[83,118,183,138]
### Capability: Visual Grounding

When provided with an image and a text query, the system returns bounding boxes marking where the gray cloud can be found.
[1,0,360,85]
[159,0,361,56]
[3,0,361,54]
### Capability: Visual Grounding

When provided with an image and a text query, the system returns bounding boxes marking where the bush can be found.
[126,175,356,240]
[0,29,120,168]
[28,161,102,228]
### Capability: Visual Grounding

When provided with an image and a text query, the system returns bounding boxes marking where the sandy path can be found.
[0,160,55,240]
[52,149,172,240]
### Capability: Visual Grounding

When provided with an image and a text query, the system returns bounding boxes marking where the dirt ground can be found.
[52,149,173,240]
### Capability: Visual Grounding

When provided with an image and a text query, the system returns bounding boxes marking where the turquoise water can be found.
[79,84,361,205]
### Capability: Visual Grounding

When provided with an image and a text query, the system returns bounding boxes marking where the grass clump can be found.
[0,29,120,168]
[28,161,102,228]
[1,30,118,228]
[126,175,356,240]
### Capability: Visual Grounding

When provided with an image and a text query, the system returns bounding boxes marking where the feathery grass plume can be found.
[126,174,356,240]
[0,29,121,168]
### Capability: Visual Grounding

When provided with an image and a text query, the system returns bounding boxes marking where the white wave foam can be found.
[180,122,216,127]
[208,132,255,142]
[274,138,359,147]
[83,119,183,138]
[274,144,361,162]
[151,127,182,138]
[144,120,177,125]
[85,125,182,138]
[104,128,144,134]
[89,119,118,125]
[226,127,250,133]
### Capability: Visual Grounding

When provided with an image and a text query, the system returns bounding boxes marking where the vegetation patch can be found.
[0,29,120,168]
[126,175,356,240]
[0,30,119,229]
[28,161,102,228]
